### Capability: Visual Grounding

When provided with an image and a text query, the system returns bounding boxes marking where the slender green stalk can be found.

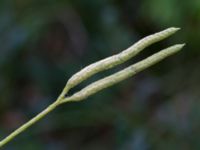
[0,27,184,148]
[0,101,60,148]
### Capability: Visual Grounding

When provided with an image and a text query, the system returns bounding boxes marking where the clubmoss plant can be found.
[0,27,185,148]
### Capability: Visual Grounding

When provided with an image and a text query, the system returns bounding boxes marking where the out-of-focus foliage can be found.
[0,0,199,149]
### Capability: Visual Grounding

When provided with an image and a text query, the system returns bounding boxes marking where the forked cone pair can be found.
[0,27,185,148]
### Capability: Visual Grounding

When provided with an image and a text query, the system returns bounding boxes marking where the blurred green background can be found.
[0,0,199,149]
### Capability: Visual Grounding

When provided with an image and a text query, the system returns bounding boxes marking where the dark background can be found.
[0,0,199,149]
